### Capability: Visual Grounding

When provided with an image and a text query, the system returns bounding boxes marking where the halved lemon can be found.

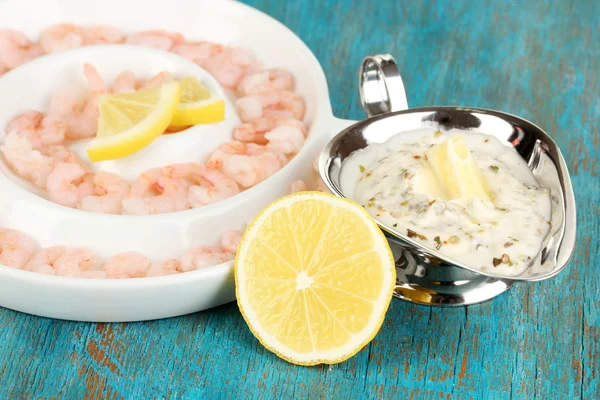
[235,192,396,366]
[170,77,225,126]
[87,81,181,162]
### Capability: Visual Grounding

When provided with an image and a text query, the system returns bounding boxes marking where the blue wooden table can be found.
[1,0,598,398]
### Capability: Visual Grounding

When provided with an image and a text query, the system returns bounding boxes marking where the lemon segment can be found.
[87,81,181,162]
[425,135,490,201]
[235,192,396,366]
[170,77,225,126]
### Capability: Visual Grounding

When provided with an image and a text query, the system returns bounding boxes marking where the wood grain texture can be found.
[0,0,598,398]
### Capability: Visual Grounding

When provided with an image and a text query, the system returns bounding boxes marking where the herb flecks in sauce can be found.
[490,165,499,173]
[359,165,366,173]
[407,229,427,240]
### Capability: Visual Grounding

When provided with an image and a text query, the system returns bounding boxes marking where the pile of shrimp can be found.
[1,23,309,215]
[0,227,243,279]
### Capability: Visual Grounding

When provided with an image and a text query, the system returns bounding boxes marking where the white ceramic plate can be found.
[0,0,355,321]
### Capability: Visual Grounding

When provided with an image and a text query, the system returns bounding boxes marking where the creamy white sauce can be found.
[342,128,552,277]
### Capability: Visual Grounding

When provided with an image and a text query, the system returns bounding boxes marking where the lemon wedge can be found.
[170,77,225,126]
[425,135,490,201]
[235,192,396,366]
[87,81,181,162]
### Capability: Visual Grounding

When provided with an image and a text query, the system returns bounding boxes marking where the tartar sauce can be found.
[341,129,552,276]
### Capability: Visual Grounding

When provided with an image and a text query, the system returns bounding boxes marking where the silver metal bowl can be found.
[319,54,577,306]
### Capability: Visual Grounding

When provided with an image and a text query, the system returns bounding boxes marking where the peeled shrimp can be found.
[39,24,86,53]
[6,110,66,149]
[0,228,36,268]
[203,47,259,89]
[0,132,55,188]
[179,246,234,272]
[0,29,44,71]
[48,64,107,139]
[123,168,189,215]
[43,145,92,173]
[233,117,306,154]
[26,246,104,278]
[111,71,138,93]
[289,180,308,194]
[171,41,223,65]
[146,259,180,277]
[186,164,240,207]
[235,91,305,122]
[237,69,294,96]
[79,172,129,214]
[221,230,243,254]
[84,25,125,45]
[46,162,94,208]
[104,252,151,278]
[137,71,174,90]
[125,30,185,51]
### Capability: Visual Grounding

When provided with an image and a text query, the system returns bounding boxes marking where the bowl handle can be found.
[359,54,408,117]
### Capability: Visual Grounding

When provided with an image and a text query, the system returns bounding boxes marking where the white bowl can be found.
[0,0,355,321]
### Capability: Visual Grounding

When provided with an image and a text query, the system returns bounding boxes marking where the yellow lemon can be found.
[170,77,225,126]
[235,192,396,366]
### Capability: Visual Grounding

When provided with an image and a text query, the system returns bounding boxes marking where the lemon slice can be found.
[87,81,181,162]
[235,192,396,365]
[425,135,490,201]
[170,77,225,126]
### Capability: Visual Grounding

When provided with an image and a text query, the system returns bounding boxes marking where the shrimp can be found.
[79,172,129,214]
[125,30,186,51]
[6,110,66,149]
[179,246,234,272]
[235,91,305,122]
[24,246,65,275]
[48,63,107,139]
[171,41,223,65]
[0,132,55,188]
[221,230,243,254]
[289,180,308,194]
[39,24,86,53]
[0,228,36,268]
[111,71,137,93]
[123,167,189,215]
[187,164,240,207]
[203,47,259,89]
[42,145,92,173]
[208,141,286,188]
[53,247,104,278]
[233,117,306,145]
[84,25,125,45]
[237,69,295,96]
[104,251,151,278]
[46,162,94,208]
[137,71,174,90]
[0,29,44,71]
[146,259,180,277]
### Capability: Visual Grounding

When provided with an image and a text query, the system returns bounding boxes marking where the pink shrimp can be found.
[104,251,151,278]
[237,69,295,96]
[6,110,67,149]
[84,25,125,45]
[203,47,259,89]
[79,172,129,214]
[39,24,86,53]
[146,259,180,277]
[179,246,234,272]
[0,228,36,269]
[171,41,223,65]
[125,30,186,51]
[137,71,174,90]
[24,246,66,275]
[186,164,240,207]
[123,168,189,215]
[0,132,55,188]
[42,145,92,173]
[0,29,44,71]
[233,117,306,154]
[48,64,107,139]
[289,180,308,194]
[235,91,305,122]
[46,162,94,208]
[221,230,243,254]
[111,71,138,93]
[53,247,104,278]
